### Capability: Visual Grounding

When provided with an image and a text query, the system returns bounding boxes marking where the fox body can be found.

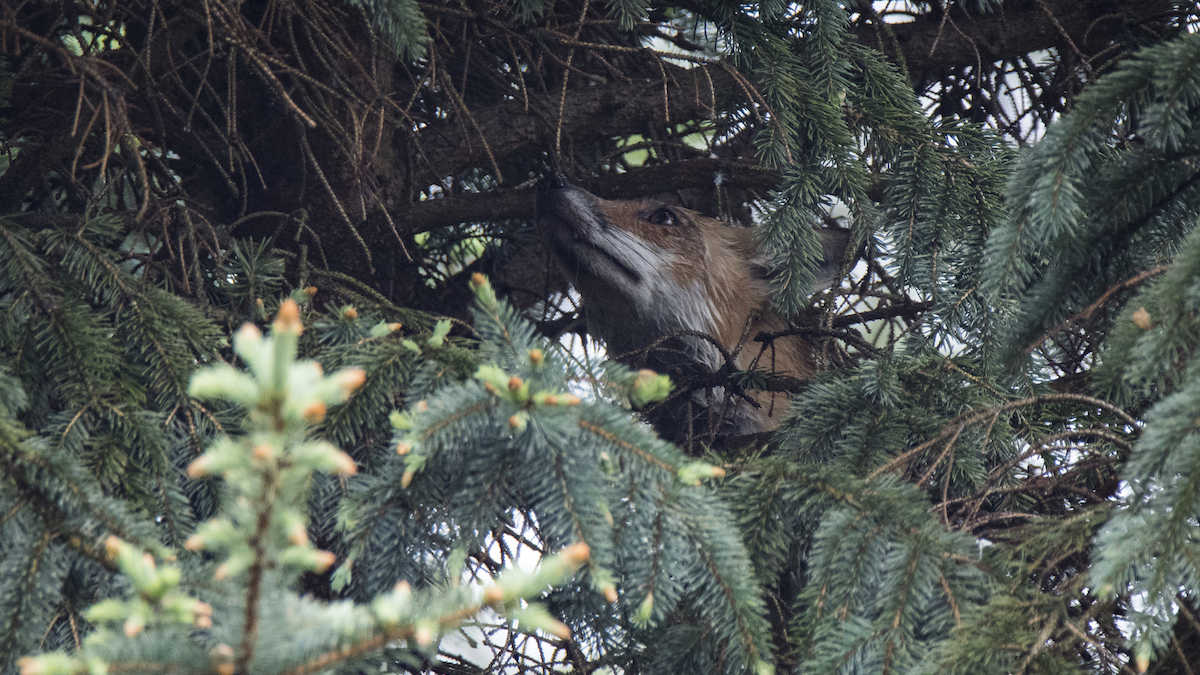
[536,176,841,439]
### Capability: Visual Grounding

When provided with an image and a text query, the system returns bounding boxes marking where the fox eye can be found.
[647,208,677,226]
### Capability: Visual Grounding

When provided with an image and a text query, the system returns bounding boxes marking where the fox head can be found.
[536,175,848,439]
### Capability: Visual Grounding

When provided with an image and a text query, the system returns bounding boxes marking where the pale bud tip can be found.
[186,455,212,478]
[332,451,358,475]
[1132,306,1152,330]
[274,299,303,334]
[237,323,263,341]
[313,550,337,572]
[211,644,234,659]
[288,523,310,546]
[103,535,123,559]
[338,368,366,392]
[302,401,327,423]
[560,542,591,564]
[278,299,300,322]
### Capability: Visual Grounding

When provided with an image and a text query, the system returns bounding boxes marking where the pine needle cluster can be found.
[10,299,594,675]
[5,1,1200,674]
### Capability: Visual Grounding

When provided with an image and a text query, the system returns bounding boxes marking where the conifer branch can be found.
[869,393,1137,481]
[1021,265,1169,355]
[577,420,677,474]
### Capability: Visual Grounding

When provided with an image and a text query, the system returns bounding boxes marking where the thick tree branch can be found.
[393,157,781,234]
[397,63,748,192]
[851,0,1177,74]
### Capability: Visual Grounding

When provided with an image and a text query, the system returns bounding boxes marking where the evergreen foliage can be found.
[12,303,592,675]
[3,0,1200,674]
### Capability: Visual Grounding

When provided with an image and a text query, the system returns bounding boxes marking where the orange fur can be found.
[537,177,822,437]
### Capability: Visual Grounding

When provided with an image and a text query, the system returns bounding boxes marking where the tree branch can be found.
[394,157,782,234]
[851,0,1177,74]
[395,63,748,192]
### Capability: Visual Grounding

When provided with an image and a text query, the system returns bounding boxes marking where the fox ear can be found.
[813,227,854,291]
[750,227,856,290]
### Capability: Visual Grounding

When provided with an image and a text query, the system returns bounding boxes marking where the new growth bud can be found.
[273,299,303,335]
[469,273,498,307]
[184,451,213,478]
[559,542,591,565]
[1132,306,1152,330]
[210,645,235,675]
[414,623,436,647]
[336,367,366,394]
[302,401,327,423]
[104,535,123,560]
[632,369,672,405]
[288,521,310,546]
[330,451,358,475]
[312,550,337,572]
[237,323,263,343]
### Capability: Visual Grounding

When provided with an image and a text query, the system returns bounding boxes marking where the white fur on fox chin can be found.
[578,230,723,370]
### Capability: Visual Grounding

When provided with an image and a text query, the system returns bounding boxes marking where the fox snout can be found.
[536,176,644,287]
[536,177,733,360]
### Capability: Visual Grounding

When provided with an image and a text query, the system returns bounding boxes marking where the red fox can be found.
[536,175,849,441]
